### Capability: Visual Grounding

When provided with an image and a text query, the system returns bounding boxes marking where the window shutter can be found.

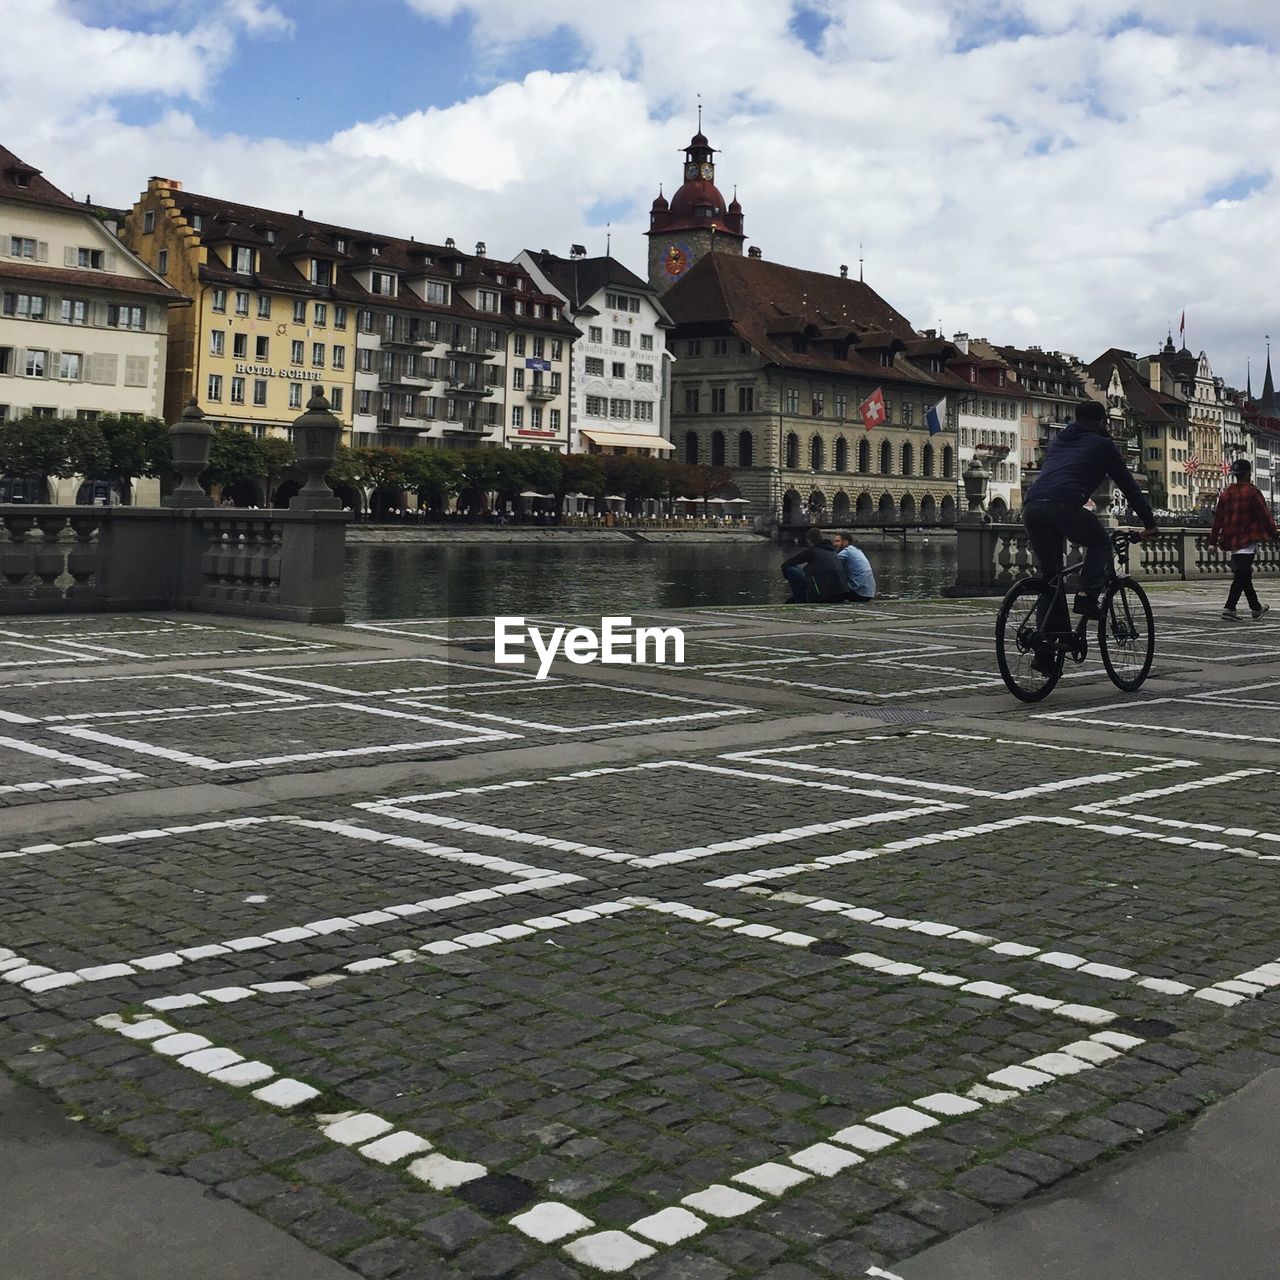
[49,350,61,379]
[64,246,77,267]
[98,354,119,385]
[104,251,117,272]
[35,241,48,263]
[124,355,148,387]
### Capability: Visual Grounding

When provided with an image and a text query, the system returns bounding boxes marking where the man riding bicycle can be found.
[1022,400,1158,667]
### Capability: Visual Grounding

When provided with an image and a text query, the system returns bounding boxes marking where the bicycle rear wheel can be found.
[996,577,1063,702]
[1098,576,1154,691]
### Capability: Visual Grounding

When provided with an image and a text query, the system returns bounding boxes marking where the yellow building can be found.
[122,179,357,470]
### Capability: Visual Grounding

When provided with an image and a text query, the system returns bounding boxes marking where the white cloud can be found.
[7,0,1279,383]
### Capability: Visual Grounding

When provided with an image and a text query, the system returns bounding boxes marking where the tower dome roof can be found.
[669,178,728,217]
[650,189,669,212]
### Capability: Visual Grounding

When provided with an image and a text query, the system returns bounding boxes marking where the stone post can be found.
[290,387,343,511]
[167,398,213,508]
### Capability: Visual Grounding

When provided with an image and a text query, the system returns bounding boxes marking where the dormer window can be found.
[263,229,276,244]
[969,366,978,383]
[232,245,254,274]
[370,270,396,297]
[14,172,30,188]
[369,245,380,256]
[880,351,893,367]
[190,213,203,232]
[310,259,333,286]
[334,237,347,253]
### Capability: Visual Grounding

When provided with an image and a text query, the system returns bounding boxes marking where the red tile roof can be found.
[0,257,185,301]
[0,144,80,211]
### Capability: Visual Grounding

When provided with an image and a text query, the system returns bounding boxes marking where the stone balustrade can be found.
[0,505,347,621]
[953,522,1280,595]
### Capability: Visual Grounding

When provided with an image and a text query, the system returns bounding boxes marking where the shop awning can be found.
[579,429,675,452]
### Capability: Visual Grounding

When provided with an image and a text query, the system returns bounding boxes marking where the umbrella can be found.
[723,497,751,504]
[519,490,552,499]
[603,494,627,502]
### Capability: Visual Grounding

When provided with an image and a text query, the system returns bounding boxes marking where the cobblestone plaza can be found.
[2,591,1279,1279]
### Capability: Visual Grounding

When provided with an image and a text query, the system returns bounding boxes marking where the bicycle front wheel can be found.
[1099,577,1154,691]
[996,577,1063,702]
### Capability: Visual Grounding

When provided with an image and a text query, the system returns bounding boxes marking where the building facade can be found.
[1,146,183,503]
[662,253,961,522]
[518,249,674,456]
[123,181,577,470]
[995,343,1085,482]
[948,336,1024,517]
[1085,348,1190,512]
[1139,337,1224,511]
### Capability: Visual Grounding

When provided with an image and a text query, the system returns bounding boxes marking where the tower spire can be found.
[1262,336,1277,420]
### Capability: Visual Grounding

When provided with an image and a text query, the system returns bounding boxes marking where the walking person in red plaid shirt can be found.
[1209,459,1278,620]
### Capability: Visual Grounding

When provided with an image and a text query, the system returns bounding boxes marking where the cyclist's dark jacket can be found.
[781,540,847,602]
[1024,424,1155,526]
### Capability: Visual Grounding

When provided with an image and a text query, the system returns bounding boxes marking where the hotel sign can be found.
[234,363,324,381]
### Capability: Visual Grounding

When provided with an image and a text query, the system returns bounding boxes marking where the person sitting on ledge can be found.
[781,526,847,603]
[831,531,876,603]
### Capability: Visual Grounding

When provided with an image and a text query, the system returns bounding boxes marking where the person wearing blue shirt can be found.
[831,532,876,602]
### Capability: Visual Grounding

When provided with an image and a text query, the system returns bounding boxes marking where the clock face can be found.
[698,162,713,180]
[663,241,692,279]
[684,162,698,181]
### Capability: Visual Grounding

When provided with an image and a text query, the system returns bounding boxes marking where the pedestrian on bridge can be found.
[1210,459,1277,621]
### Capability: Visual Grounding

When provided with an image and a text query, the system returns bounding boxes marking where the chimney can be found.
[952,331,970,354]
[475,241,486,256]
[297,210,303,217]
[839,264,848,278]
[747,245,762,259]
[151,177,182,190]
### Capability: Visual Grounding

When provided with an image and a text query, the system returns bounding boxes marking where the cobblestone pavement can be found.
[3,586,1280,1278]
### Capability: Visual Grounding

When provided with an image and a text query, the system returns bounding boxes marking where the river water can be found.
[344,533,958,619]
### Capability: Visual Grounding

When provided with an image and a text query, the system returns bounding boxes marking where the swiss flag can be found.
[858,387,886,430]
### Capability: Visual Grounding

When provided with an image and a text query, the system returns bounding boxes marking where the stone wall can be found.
[0,505,348,621]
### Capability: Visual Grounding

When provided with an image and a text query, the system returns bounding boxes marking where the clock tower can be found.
[646,126,745,293]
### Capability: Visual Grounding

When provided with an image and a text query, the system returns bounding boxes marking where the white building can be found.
[517,249,674,457]
[1,145,184,502]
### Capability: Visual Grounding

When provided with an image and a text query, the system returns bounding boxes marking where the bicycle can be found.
[995,529,1155,702]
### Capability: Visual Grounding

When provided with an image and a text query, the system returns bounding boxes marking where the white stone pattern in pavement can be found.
[87,892,1148,1276]
[357,759,963,869]
[722,730,1196,801]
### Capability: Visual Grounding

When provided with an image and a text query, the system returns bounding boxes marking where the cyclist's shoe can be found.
[1031,645,1059,676]
[1222,607,1241,621]
[1253,604,1271,620]
[1073,592,1103,621]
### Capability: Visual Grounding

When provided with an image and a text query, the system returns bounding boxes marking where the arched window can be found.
[857,437,870,473]
[879,439,893,475]
[922,443,934,477]
[785,432,799,469]
[737,431,753,467]
[711,430,725,467]
[901,442,914,476]
[685,431,699,465]
[810,435,824,471]
[942,445,954,478]
[834,437,848,472]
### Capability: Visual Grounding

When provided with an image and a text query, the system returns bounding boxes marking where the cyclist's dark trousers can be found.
[1023,499,1111,634]
[1226,552,1261,612]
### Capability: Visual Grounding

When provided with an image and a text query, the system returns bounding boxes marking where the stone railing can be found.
[0,505,347,621]
[952,523,1280,595]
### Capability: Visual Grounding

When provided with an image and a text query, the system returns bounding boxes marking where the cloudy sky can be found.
[4,0,1277,388]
